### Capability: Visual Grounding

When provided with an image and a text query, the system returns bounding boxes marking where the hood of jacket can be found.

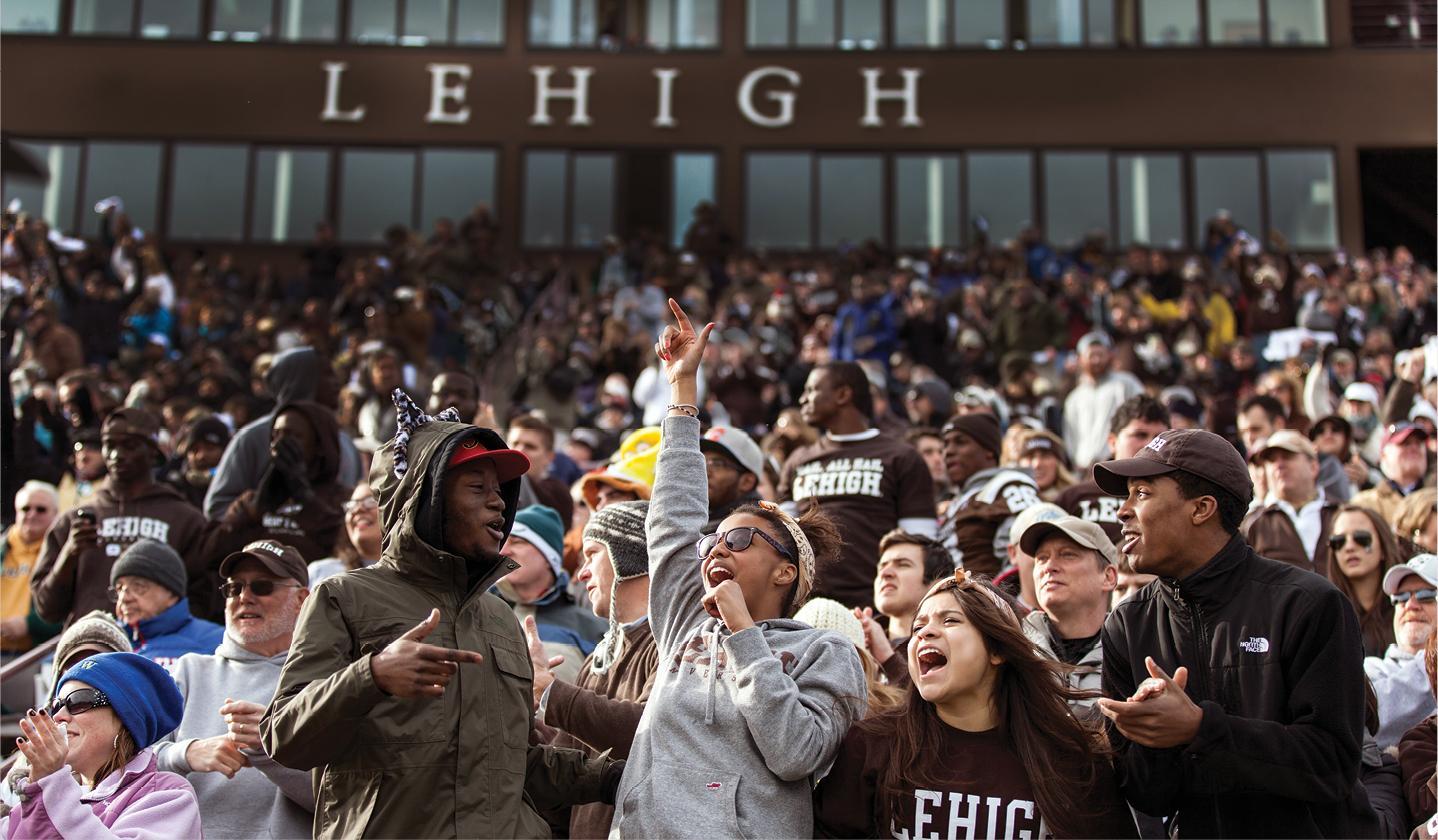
[369,418,523,594]
[271,399,342,486]
[264,347,321,406]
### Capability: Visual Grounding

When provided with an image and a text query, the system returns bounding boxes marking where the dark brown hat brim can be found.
[1093,457,1175,496]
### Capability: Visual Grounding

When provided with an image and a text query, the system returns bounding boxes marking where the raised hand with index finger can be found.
[656,298,715,386]
[371,609,485,699]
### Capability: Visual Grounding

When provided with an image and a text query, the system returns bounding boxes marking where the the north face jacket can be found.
[260,415,616,839]
[1101,535,1370,838]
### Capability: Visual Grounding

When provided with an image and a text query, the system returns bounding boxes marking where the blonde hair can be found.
[1393,488,1437,547]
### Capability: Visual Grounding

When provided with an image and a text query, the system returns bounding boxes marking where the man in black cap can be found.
[32,408,212,627]
[936,412,1040,577]
[1093,429,1370,837]
[163,415,232,509]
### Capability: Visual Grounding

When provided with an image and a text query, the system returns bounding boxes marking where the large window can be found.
[818,155,884,247]
[71,0,135,34]
[1,141,81,233]
[1191,153,1261,246]
[954,0,1005,46]
[251,148,331,243]
[209,0,274,39]
[893,0,947,46]
[746,153,812,249]
[1025,0,1082,46]
[278,0,339,40]
[140,0,201,37]
[339,149,416,242]
[671,152,717,247]
[1141,0,1199,45]
[1206,0,1261,45]
[82,142,163,237]
[748,0,883,48]
[1043,152,1111,248]
[1266,149,1336,248]
[419,149,496,234]
[349,0,396,41]
[2,0,60,33]
[169,144,248,240]
[894,154,960,250]
[967,152,1033,244]
[529,0,595,45]
[1116,153,1184,248]
[1267,0,1325,44]
[522,150,616,248]
[644,0,719,48]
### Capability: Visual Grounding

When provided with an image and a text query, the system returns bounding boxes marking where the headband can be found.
[756,500,816,607]
[951,568,1013,616]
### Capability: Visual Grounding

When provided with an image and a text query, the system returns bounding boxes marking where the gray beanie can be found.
[53,610,132,679]
[582,500,650,673]
[110,538,187,599]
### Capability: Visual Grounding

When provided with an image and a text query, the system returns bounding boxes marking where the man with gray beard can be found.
[154,540,315,837]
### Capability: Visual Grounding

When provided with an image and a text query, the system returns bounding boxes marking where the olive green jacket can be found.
[261,418,613,838]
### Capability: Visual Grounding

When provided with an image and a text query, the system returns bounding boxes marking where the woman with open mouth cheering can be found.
[815,572,1137,838]
[607,299,867,839]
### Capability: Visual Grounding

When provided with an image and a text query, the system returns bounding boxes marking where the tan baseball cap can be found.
[1247,430,1317,463]
[1019,516,1119,566]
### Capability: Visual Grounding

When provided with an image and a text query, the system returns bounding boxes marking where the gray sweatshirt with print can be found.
[156,636,315,839]
[609,415,867,839]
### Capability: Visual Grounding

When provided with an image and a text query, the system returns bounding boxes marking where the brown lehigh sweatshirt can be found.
[547,617,660,839]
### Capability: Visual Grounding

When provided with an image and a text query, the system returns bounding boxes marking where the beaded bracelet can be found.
[666,404,699,417]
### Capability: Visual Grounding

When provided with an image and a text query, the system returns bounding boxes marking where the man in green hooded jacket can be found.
[261,393,622,838]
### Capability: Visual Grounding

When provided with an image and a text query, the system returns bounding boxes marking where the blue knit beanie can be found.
[55,652,183,749]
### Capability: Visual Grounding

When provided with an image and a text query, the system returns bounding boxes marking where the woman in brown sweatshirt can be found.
[815,572,1137,839]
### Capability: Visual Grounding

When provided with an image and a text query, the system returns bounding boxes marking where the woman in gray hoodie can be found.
[609,300,867,839]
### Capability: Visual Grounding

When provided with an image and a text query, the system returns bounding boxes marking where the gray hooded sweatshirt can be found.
[156,635,314,839]
[609,415,866,839]
[204,347,362,519]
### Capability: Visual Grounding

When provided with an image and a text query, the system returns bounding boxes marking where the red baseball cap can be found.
[448,435,530,482]
[1384,422,1430,447]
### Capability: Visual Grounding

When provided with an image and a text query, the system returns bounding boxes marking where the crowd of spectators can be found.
[0,194,1434,838]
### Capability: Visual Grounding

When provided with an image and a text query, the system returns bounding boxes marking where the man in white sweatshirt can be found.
[155,540,315,837]
[1063,332,1143,469]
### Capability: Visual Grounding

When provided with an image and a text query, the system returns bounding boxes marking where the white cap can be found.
[1383,554,1438,595]
[1007,502,1067,553]
[701,426,764,477]
[1343,382,1381,407]
[794,598,865,649]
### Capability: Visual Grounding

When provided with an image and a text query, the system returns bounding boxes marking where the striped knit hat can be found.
[583,500,650,672]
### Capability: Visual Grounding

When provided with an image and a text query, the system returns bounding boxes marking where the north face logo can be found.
[1239,637,1270,653]
[1145,437,1169,453]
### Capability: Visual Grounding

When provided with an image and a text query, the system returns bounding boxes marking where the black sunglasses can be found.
[697,527,793,562]
[1392,588,1437,606]
[1328,531,1373,551]
[219,580,304,599]
[46,688,111,718]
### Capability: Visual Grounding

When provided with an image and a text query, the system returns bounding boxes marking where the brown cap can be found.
[1019,516,1118,566]
[102,407,161,447]
[219,540,309,586]
[1247,430,1317,464]
[1093,428,1253,506]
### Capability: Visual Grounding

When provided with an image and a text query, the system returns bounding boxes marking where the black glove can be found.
[271,437,313,502]
[599,759,626,806]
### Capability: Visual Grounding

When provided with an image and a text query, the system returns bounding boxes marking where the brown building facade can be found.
[2,0,1434,259]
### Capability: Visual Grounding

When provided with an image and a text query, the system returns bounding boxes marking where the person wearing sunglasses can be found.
[108,538,223,669]
[609,299,867,840]
[151,540,313,838]
[1,481,62,655]
[1366,554,1438,750]
[2,652,200,839]
[1327,505,1406,657]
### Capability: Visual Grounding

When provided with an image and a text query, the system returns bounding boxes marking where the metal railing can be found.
[0,636,60,777]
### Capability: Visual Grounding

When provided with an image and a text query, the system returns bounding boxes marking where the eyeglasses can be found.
[19,506,50,514]
[1391,588,1437,607]
[219,579,304,599]
[697,527,793,562]
[1328,531,1373,551]
[107,580,154,599]
[702,456,738,473]
[46,688,111,718]
[343,497,378,515]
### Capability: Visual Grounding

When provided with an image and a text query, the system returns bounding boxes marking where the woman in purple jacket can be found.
[3,652,201,839]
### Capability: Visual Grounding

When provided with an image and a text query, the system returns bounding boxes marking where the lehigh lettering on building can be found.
[319,63,924,129]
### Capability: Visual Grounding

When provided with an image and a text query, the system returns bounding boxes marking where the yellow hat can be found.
[615,427,661,462]
[580,442,659,510]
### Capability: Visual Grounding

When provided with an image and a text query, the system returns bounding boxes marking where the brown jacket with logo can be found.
[260,418,615,839]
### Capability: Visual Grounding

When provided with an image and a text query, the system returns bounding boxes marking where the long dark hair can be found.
[1329,504,1401,632]
[860,572,1110,837]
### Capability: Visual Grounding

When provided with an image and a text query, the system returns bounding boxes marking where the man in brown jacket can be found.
[18,300,83,381]
[31,408,212,626]
[260,392,621,838]
[1242,430,1336,576]
[527,499,659,839]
